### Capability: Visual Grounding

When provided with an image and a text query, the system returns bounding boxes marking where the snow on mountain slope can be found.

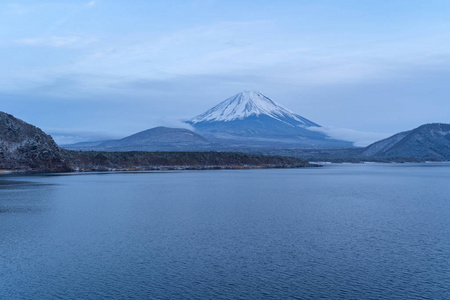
[191,91,319,127]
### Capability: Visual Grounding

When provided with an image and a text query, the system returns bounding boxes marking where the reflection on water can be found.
[1,164,449,299]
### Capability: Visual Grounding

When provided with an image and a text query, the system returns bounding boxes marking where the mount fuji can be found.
[191,91,319,126]
[64,91,353,151]
[188,91,353,148]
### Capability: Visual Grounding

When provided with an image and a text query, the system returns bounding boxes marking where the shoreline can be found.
[3,161,450,176]
[0,170,14,174]
[0,163,318,175]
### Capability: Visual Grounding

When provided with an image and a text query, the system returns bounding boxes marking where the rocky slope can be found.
[0,112,71,172]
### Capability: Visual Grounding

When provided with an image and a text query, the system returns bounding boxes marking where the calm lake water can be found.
[1,164,450,299]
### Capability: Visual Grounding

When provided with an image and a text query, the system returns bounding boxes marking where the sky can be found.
[1,0,450,146]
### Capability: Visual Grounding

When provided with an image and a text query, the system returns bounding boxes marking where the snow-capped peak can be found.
[191,91,319,127]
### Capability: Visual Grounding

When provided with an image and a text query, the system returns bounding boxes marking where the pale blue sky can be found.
[1,0,450,145]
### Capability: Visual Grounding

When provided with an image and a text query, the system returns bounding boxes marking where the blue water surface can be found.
[1,164,449,299]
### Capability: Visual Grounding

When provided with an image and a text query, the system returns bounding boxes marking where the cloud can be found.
[45,127,122,145]
[309,126,391,147]
[15,36,95,47]
[46,119,194,145]
[6,3,28,15]
[159,118,195,131]
[5,16,450,97]
[87,1,95,7]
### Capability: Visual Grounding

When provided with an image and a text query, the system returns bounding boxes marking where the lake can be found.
[1,164,449,299]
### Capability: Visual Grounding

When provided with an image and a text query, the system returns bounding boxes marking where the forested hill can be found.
[64,151,312,172]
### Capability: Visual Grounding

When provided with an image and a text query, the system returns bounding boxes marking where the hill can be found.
[363,123,450,160]
[0,112,71,172]
[65,126,211,151]
[65,151,313,171]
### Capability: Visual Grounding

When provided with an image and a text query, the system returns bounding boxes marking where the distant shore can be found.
[4,160,450,176]
[0,164,317,175]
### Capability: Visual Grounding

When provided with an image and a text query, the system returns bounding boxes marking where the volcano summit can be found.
[191,91,319,126]
[188,91,352,148]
